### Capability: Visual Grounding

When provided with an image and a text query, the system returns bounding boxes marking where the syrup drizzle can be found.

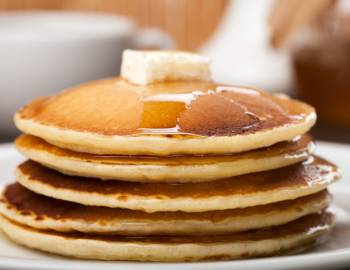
[19,79,300,137]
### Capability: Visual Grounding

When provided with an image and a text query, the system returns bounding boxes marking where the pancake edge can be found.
[14,111,316,156]
[15,165,340,213]
[0,214,332,262]
[0,187,331,235]
[16,139,313,182]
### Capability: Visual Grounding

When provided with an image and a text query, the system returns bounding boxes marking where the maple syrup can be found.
[18,79,311,137]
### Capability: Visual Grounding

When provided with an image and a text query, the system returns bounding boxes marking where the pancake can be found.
[14,79,316,156]
[15,156,339,213]
[15,134,314,183]
[0,212,334,261]
[0,183,330,235]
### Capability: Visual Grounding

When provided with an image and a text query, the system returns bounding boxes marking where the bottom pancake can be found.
[0,183,331,235]
[0,212,334,262]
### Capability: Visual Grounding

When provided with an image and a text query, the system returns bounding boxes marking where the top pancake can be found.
[15,78,316,155]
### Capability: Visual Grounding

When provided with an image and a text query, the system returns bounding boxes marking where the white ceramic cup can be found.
[0,11,173,140]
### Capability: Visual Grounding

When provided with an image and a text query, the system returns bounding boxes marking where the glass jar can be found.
[292,12,350,129]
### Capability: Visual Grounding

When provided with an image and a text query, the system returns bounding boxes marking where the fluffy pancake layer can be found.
[0,183,331,235]
[15,134,314,182]
[15,79,316,156]
[0,212,334,261]
[3,52,340,263]
[15,157,339,213]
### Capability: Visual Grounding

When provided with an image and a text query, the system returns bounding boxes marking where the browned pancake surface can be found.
[17,79,314,137]
[15,134,313,165]
[2,183,329,223]
[17,156,337,199]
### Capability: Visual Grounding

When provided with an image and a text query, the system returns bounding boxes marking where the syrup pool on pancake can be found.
[14,79,316,156]
[17,80,310,136]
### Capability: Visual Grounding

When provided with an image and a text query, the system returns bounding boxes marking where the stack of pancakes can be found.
[0,79,340,261]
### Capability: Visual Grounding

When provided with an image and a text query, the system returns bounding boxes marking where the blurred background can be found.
[0,0,349,143]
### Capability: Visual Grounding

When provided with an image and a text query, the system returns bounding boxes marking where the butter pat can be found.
[121,50,211,85]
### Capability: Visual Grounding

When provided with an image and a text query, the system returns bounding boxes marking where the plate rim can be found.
[0,244,350,270]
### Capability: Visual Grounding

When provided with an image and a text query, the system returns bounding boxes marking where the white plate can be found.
[0,141,349,270]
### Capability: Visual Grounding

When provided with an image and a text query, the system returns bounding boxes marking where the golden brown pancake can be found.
[15,134,314,182]
[0,183,330,235]
[0,212,334,261]
[15,156,340,212]
[14,79,316,156]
